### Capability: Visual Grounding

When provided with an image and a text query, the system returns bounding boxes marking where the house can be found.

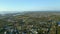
[58,22,60,26]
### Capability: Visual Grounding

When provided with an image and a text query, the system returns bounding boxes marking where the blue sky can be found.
[0,0,60,12]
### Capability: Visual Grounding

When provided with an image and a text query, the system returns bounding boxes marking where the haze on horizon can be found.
[0,0,60,13]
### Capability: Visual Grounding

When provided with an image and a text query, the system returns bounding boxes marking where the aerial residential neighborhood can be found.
[0,0,60,34]
[0,11,60,34]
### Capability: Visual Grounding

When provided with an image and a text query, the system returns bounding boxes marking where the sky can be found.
[0,0,60,13]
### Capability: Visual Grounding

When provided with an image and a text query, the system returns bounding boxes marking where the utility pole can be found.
[56,22,58,34]
[12,20,19,34]
[46,20,52,34]
[19,19,24,34]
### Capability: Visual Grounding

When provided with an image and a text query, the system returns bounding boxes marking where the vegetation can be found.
[0,11,60,34]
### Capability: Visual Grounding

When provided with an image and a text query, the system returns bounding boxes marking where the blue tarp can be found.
[58,22,60,25]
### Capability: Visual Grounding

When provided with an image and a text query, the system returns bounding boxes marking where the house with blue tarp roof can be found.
[58,22,60,26]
